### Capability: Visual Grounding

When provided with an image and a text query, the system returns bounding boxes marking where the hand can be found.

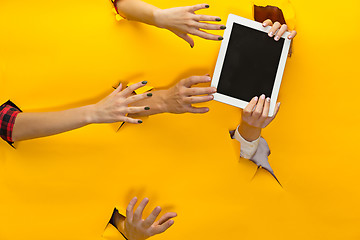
[239,95,280,141]
[262,19,297,41]
[242,94,280,129]
[154,4,225,47]
[89,81,152,124]
[121,197,177,240]
[163,75,216,114]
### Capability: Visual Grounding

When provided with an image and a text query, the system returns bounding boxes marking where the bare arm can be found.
[12,82,151,142]
[115,0,159,26]
[12,106,93,141]
[115,0,225,47]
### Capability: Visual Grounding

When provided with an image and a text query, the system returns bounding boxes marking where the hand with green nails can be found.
[115,0,224,48]
[153,3,225,47]
[89,81,152,124]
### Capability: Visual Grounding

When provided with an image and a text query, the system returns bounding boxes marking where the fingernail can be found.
[260,94,265,99]
[266,97,271,102]
[288,35,292,39]
[212,88,217,93]
[205,4,210,8]
[147,93,152,97]
[254,96,258,101]
[263,23,267,27]
[274,36,280,41]
[220,26,226,30]
[278,102,281,106]
[268,32,273,37]
[215,18,221,21]
[142,81,147,84]
[206,76,211,81]
[144,107,150,110]
[218,36,223,40]
[138,120,143,124]
[210,95,214,100]
[190,44,193,48]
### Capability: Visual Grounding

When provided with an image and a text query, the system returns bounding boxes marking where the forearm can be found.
[115,0,161,27]
[12,105,95,141]
[238,122,261,142]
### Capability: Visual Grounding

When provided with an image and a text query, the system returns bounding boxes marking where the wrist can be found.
[83,104,98,124]
[153,8,166,28]
[238,122,261,142]
[151,89,169,114]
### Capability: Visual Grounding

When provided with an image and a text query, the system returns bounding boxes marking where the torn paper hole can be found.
[253,1,296,56]
[230,131,281,186]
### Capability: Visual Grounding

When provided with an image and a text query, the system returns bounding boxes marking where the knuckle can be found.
[243,109,250,115]
[178,88,185,96]
[185,20,193,26]
[188,28,196,34]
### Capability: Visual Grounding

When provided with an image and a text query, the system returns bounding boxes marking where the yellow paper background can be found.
[0,0,359,240]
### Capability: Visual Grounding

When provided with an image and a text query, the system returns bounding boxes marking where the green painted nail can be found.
[205,4,210,8]
[142,81,147,84]
[218,36,223,40]
[215,18,221,21]
[144,107,150,110]
[147,93,153,97]
[138,120,143,124]
[220,26,226,30]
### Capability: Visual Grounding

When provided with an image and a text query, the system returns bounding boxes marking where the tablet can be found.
[211,14,292,116]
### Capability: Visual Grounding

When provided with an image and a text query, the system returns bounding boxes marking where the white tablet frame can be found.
[211,14,292,117]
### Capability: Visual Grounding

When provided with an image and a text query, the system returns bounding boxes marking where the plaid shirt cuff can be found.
[0,100,22,146]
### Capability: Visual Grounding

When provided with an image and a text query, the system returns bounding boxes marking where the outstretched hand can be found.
[121,197,177,240]
[90,81,152,124]
[154,4,225,47]
[163,75,217,114]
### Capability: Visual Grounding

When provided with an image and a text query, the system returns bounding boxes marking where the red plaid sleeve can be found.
[0,100,22,145]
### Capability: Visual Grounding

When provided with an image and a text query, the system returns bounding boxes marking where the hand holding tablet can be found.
[211,14,293,116]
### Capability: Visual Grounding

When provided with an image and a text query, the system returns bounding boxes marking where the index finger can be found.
[119,81,148,98]
[262,19,273,27]
[182,75,211,88]
[243,96,258,117]
[188,3,209,12]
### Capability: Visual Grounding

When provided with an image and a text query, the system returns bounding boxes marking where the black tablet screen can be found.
[217,23,284,102]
